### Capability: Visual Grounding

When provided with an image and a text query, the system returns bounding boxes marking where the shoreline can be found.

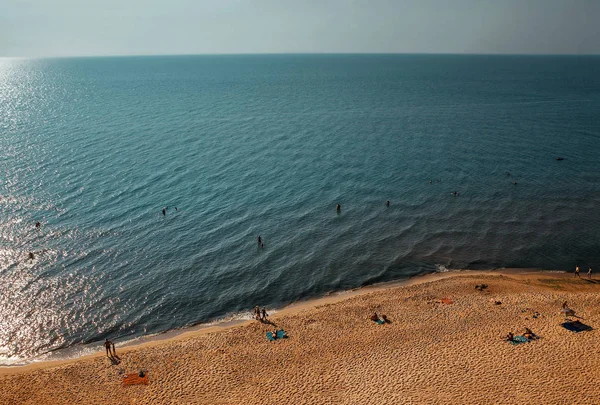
[0,267,567,376]
[2,267,598,404]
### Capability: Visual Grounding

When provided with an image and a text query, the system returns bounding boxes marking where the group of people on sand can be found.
[254,306,269,322]
[370,312,389,323]
[574,265,592,279]
[104,339,120,360]
[505,328,538,342]
[505,300,583,342]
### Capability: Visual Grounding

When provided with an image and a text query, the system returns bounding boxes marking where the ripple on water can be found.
[1,55,600,363]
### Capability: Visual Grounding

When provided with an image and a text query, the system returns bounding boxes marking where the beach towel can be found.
[440,298,453,305]
[376,319,385,325]
[561,321,592,333]
[122,373,149,387]
[266,330,287,341]
[509,335,528,345]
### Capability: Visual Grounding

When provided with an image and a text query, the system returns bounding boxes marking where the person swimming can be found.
[35,222,41,229]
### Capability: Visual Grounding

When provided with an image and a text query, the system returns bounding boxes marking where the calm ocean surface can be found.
[1,54,600,364]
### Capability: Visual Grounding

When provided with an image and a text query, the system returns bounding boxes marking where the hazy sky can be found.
[1,0,599,57]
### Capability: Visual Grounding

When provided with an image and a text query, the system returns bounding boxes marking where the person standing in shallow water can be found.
[588,267,592,279]
[575,265,580,278]
[162,208,166,216]
[386,201,390,207]
[258,235,262,246]
[336,204,341,212]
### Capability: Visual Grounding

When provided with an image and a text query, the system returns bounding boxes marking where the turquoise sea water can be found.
[1,54,600,364]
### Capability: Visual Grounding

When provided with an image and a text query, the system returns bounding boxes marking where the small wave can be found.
[435,264,449,273]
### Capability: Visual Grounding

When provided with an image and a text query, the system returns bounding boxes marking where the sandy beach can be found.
[1,270,599,404]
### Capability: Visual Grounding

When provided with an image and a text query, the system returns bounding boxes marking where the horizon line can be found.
[2,51,600,60]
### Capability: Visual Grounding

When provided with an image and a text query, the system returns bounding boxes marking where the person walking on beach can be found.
[575,265,580,278]
[588,267,592,279]
[261,307,268,322]
[104,339,113,358]
[254,306,261,321]
[111,341,119,359]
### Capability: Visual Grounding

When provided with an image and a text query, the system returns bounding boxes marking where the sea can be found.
[1,54,600,365]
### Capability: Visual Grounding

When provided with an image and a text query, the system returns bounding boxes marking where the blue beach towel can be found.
[509,335,528,345]
[561,321,592,333]
[376,319,385,325]
[266,330,287,341]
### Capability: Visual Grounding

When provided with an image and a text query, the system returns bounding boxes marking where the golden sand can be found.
[1,270,599,404]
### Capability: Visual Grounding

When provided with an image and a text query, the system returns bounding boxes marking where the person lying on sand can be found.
[370,313,379,322]
[381,314,389,323]
[523,328,538,340]
[505,332,514,342]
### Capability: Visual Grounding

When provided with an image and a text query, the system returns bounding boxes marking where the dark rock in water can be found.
[556,157,564,161]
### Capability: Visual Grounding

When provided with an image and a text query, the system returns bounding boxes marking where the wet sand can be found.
[1,270,599,404]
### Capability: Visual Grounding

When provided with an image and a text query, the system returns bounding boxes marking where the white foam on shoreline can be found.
[0,267,566,368]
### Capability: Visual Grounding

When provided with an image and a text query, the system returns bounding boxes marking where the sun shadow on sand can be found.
[260,319,277,327]
[561,320,593,332]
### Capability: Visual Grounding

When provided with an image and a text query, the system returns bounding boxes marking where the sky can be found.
[1,0,599,57]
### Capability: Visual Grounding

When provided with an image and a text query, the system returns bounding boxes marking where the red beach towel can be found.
[122,373,149,387]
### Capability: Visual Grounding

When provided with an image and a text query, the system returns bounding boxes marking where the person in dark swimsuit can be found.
[104,339,113,358]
